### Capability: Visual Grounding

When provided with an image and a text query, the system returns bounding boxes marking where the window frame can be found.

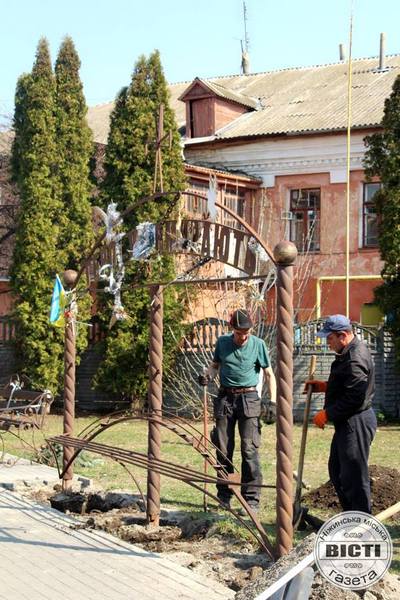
[289,187,321,253]
[362,182,381,248]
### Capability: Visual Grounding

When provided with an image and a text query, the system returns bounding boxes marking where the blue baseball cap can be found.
[316,314,352,337]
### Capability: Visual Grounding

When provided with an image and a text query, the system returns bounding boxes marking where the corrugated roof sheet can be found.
[85,55,400,144]
[195,78,259,109]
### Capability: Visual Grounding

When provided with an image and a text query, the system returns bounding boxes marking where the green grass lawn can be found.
[2,414,399,572]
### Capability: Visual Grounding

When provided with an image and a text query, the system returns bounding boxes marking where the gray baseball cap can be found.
[230,309,253,330]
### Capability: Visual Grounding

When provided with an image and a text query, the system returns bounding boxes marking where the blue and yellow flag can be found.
[49,275,66,327]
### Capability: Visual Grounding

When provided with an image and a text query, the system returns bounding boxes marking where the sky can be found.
[1,0,400,118]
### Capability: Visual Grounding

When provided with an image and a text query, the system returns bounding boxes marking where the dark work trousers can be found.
[328,407,377,513]
[212,390,262,506]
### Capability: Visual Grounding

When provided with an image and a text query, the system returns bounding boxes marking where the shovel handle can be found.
[203,385,208,512]
[295,355,317,502]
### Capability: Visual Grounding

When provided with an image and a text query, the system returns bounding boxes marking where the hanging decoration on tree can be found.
[95,202,130,328]
[130,222,156,260]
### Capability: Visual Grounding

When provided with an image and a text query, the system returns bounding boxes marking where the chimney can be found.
[379,32,386,71]
[339,43,346,61]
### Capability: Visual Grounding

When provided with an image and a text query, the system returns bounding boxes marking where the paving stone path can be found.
[0,465,234,600]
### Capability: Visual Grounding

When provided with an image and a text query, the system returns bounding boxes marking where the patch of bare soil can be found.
[26,486,272,592]
[304,464,400,514]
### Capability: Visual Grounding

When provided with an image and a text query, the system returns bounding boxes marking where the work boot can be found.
[237,504,259,517]
[217,497,231,510]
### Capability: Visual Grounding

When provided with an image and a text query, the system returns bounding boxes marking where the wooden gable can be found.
[180,78,250,139]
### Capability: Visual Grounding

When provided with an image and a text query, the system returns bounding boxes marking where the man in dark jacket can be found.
[307,314,377,513]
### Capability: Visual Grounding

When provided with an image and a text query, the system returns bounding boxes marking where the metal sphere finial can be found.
[273,241,298,265]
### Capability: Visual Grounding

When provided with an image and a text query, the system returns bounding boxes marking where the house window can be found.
[363,182,380,247]
[289,188,320,252]
[221,188,245,229]
[184,182,208,215]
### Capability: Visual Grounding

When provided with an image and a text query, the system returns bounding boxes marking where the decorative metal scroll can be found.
[85,219,272,283]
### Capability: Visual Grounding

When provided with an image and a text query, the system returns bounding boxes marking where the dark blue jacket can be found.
[324,337,375,423]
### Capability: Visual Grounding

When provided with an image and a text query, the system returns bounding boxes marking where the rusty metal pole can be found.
[146,285,163,527]
[62,269,78,490]
[273,241,297,557]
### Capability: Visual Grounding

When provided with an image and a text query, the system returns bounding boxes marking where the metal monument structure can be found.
[57,186,298,558]
[59,101,297,554]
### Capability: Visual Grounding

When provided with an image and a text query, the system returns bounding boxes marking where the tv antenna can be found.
[241,1,250,74]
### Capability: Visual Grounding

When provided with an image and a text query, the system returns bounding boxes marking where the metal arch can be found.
[49,431,275,559]
[47,410,276,558]
[56,410,240,480]
[214,199,275,264]
[75,189,275,287]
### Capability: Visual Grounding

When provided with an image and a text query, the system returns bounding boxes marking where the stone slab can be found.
[0,454,90,489]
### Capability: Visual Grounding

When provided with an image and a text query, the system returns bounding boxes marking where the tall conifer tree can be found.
[10,37,94,391]
[54,36,94,357]
[365,75,400,365]
[10,38,64,391]
[95,51,187,402]
[55,36,94,268]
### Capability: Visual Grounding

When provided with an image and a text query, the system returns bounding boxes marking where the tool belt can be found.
[221,386,257,394]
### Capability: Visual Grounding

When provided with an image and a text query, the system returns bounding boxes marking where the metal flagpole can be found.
[345,3,354,317]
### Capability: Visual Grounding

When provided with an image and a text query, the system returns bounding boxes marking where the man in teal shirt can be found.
[199,309,276,513]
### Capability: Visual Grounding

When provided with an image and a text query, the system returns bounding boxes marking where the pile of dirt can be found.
[304,464,400,514]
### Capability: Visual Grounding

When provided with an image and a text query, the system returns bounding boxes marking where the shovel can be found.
[293,355,324,530]
[202,382,209,512]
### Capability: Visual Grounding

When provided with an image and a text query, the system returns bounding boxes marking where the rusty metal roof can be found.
[85,55,400,144]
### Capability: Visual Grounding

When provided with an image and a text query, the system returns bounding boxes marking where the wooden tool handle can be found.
[295,355,317,502]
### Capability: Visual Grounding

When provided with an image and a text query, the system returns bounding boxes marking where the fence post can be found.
[62,269,78,490]
[274,241,297,557]
[146,285,163,526]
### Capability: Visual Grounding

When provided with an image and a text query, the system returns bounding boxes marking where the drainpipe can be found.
[315,275,382,319]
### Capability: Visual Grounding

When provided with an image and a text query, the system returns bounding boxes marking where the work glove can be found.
[303,380,327,394]
[261,400,276,421]
[313,409,328,429]
[198,364,218,386]
[198,373,210,386]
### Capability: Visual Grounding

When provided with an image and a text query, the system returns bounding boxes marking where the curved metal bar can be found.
[213,199,275,265]
[64,410,240,482]
[115,459,147,512]
[49,408,276,558]
[50,433,274,559]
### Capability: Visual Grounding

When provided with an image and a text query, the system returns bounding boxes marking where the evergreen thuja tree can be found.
[55,36,94,267]
[364,75,400,365]
[10,38,64,391]
[95,51,187,403]
[55,36,94,356]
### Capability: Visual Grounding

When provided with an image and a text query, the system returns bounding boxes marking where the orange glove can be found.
[303,380,327,394]
[313,409,328,429]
